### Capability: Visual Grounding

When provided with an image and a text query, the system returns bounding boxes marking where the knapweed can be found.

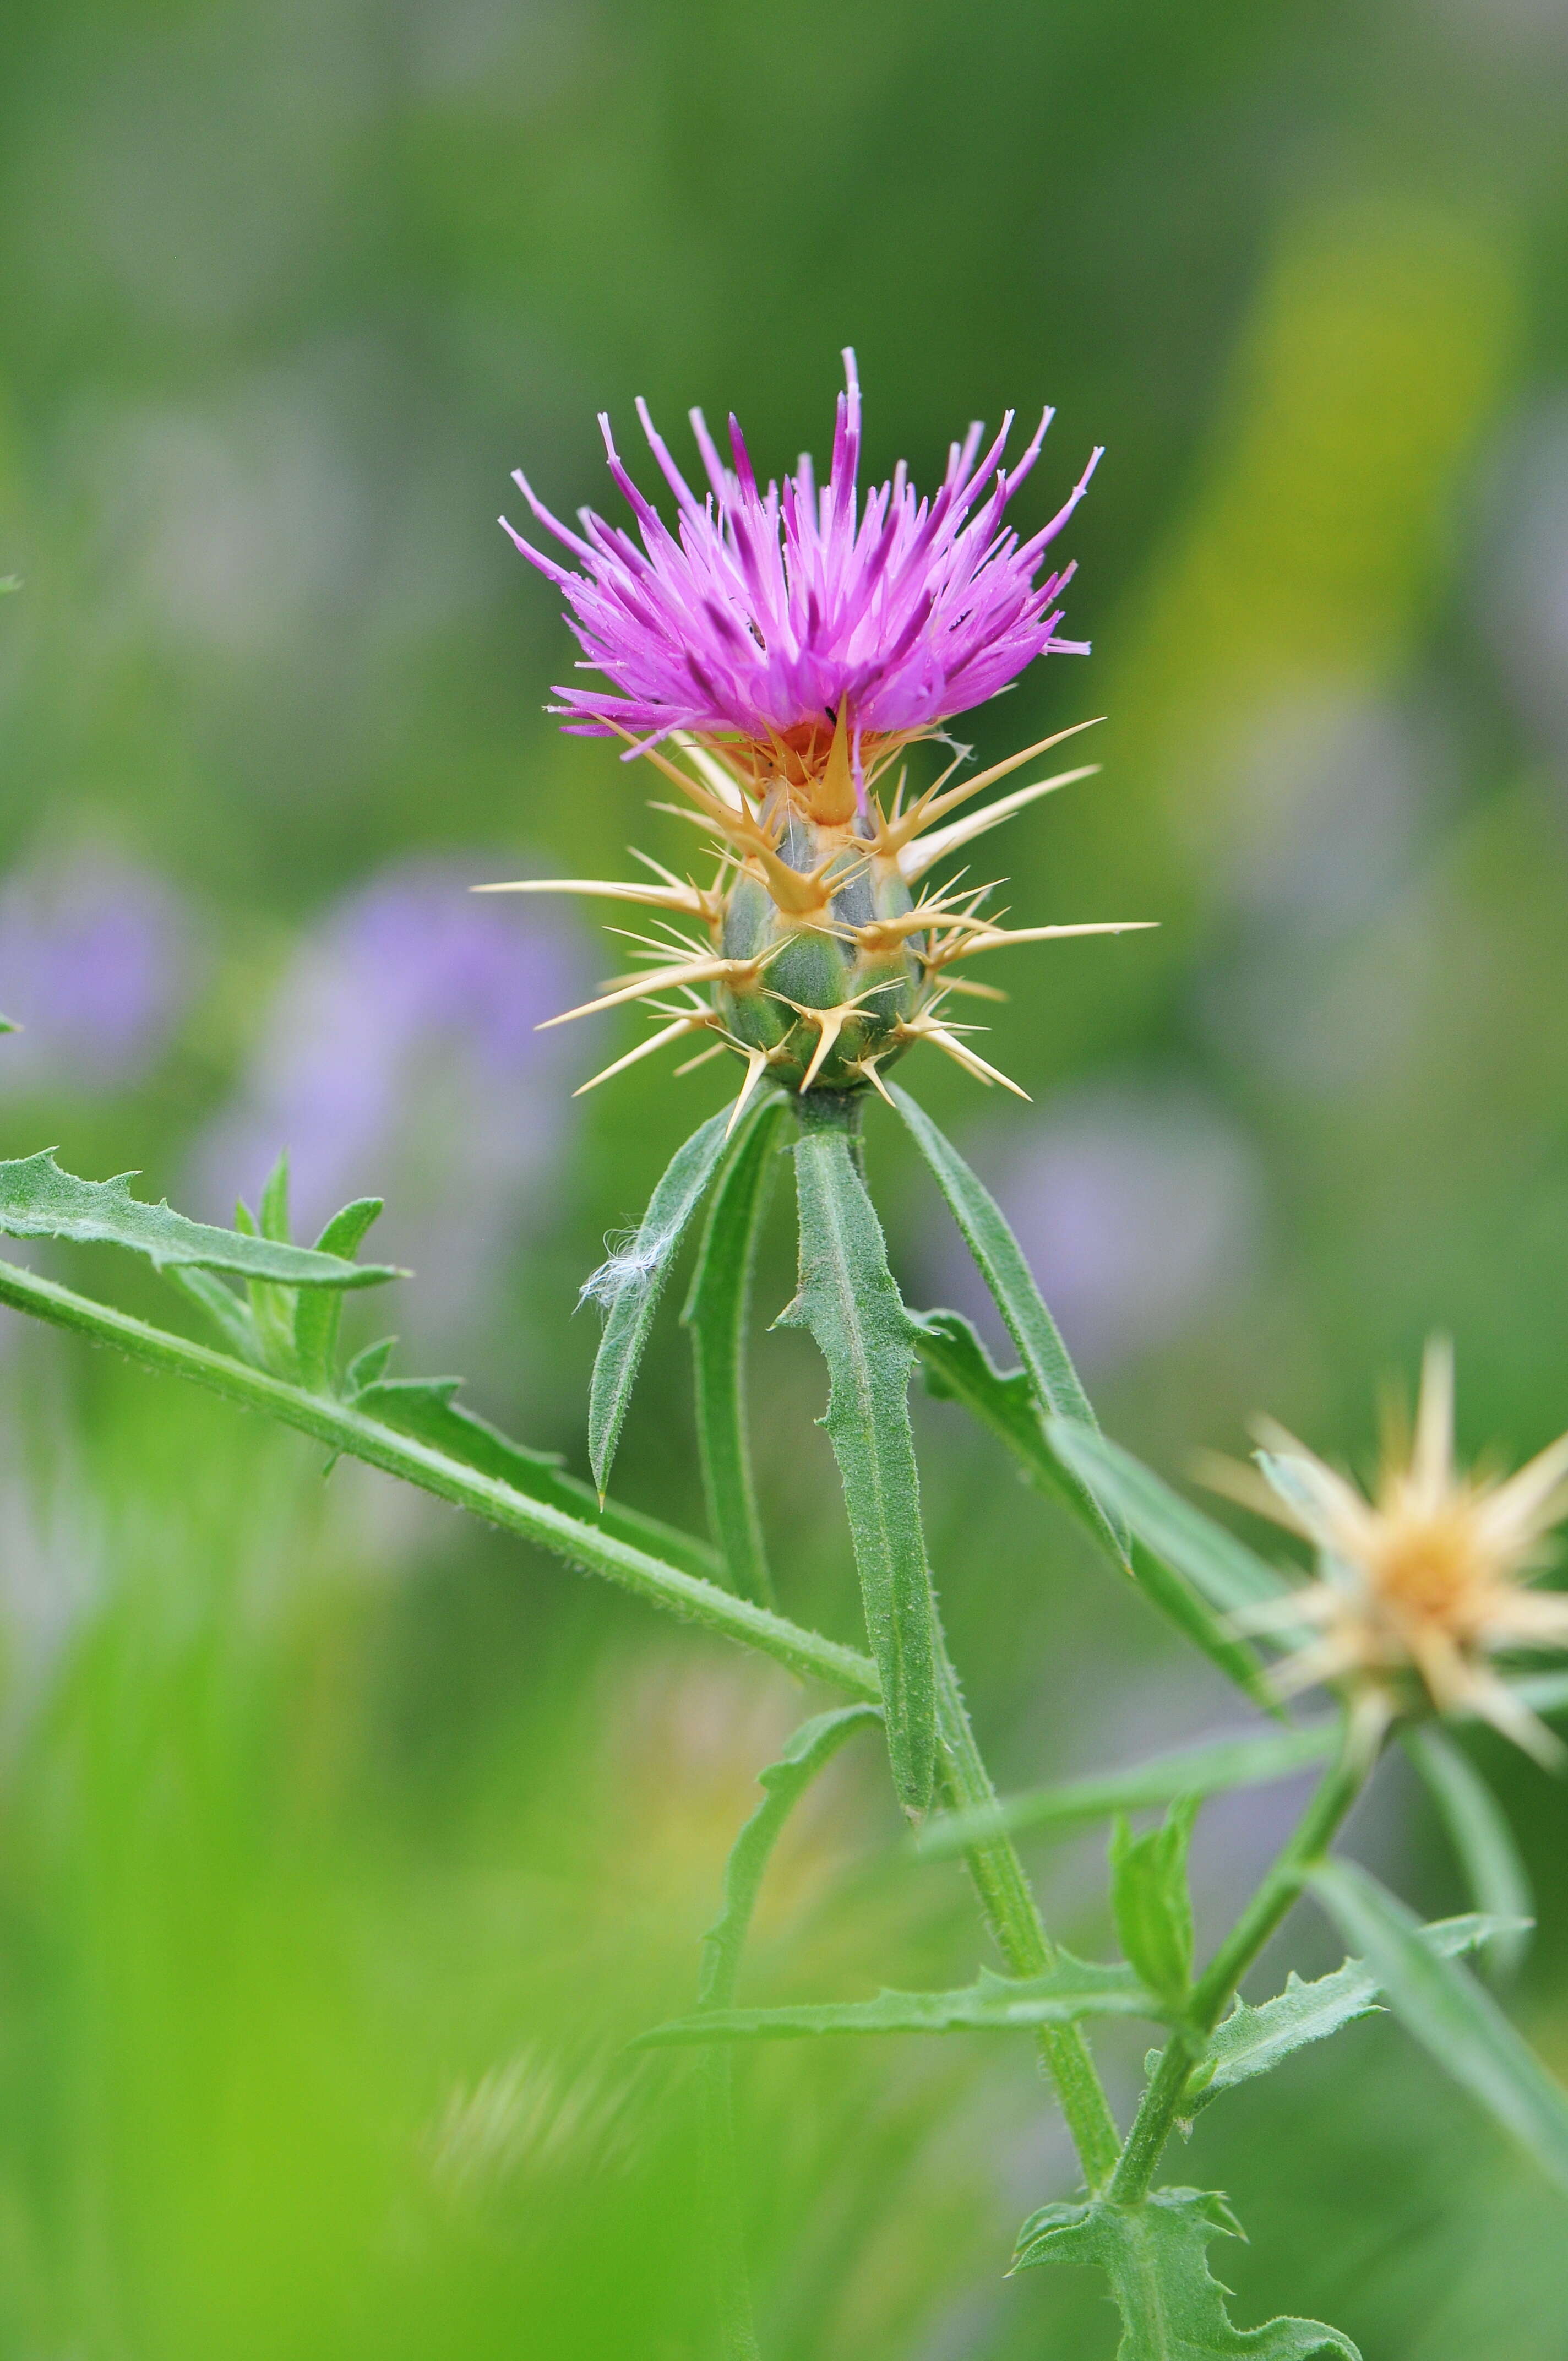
[488,353,1150,1112]
[1224,1340,1568,1762]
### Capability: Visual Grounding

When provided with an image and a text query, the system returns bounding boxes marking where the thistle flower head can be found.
[502,350,1101,798]
[488,357,1150,1108]
[1223,1340,1568,1764]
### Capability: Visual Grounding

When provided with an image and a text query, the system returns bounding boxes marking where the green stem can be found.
[935,1645,1123,2191]
[1109,1722,1371,2205]
[0,1254,878,1702]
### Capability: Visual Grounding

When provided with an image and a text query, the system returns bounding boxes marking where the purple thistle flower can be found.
[502,351,1101,772]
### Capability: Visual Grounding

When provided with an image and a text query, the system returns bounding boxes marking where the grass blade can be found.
[1310,1858,1568,2193]
[682,1094,788,1606]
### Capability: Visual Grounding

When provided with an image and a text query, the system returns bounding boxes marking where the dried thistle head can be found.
[484,355,1152,1113]
[1216,1340,1568,1764]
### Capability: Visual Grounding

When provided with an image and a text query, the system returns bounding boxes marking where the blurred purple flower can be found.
[189,856,586,1352]
[924,1083,1264,1377]
[0,850,194,1092]
[504,349,1099,749]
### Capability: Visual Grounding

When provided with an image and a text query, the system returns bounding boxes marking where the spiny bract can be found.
[488,356,1152,1112]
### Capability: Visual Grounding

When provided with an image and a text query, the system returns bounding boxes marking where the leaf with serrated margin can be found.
[0,1150,400,1287]
[295,1198,384,1391]
[1189,1913,1521,2108]
[1111,1798,1199,2014]
[1310,1858,1568,2193]
[354,1370,725,1587]
[682,1094,787,1607]
[782,1109,937,1814]
[1404,1727,1533,1980]
[1012,2185,1360,2358]
[919,1721,1337,1860]
[636,1952,1158,2047]
[586,1103,739,1497]
[912,1305,1273,1705]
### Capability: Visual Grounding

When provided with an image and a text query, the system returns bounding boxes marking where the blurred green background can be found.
[4,0,1568,2351]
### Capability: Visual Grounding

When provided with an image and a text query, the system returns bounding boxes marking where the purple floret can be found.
[502,351,1101,753]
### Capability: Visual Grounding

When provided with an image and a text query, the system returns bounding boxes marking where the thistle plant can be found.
[3,365,1568,2358]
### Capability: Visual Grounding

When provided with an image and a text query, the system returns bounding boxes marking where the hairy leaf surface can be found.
[353,1370,724,1585]
[784,1112,937,1813]
[1012,2185,1360,2358]
[1111,1798,1199,2014]
[1190,1913,1520,2106]
[0,1150,399,1287]
[586,1103,737,1495]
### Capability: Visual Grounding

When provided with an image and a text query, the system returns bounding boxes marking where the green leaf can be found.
[586,1102,739,1496]
[1112,1798,1200,2014]
[352,1369,726,1587]
[1047,1421,1295,1624]
[0,1150,400,1288]
[0,1015,16,1035]
[783,1103,938,1815]
[636,1952,1159,2047]
[244,1151,303,1374]
[1309,1858,1568,2193]
[295,1198,385,1392]
[1404,1727,1533,1979]
[0,1249,880,1702]
[912,1306,1082,1508]
[1012,2185,1360,2358]
[890,1084,1097,1426]
[891,1086,1136,1558]
[161,1264,265,1364]
[912,1308,1273,1706]
[345,1336,395,1391]
[699,1705,883,2012]
[682,1094,787,1607]
[1190,1913,1521,2109]
[919,1721,1338,1860]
